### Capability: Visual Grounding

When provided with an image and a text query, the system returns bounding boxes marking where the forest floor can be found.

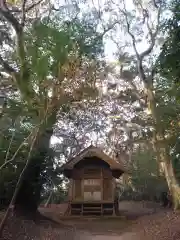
[1,201,180,239]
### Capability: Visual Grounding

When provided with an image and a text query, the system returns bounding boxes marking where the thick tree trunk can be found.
[13,108,57,215]
[14,128,53,215]
[161,158,180,209]
[147,85,180,209]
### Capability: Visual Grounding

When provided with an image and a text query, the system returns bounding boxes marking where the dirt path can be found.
[61,201,180,240]
[2,201,179,239]
[78,233,130,239]
[39,201,165,239]
[76,209,180,240]
[77,232,135,240]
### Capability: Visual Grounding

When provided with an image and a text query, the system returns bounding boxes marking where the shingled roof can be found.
[60,145,127,173]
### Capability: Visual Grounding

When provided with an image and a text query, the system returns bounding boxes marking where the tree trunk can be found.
[161,158,180,209]
[13,128,53,215]
[146,85,180,209]
[13,107,58,215]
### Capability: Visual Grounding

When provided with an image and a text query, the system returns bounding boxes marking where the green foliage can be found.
[41,187,68,205]
[3,0,180,212]
[119,146,168,201]
[158,0,180,83]
[24,17,103,82]
[157,0,180,184]
[25,21,71,78]
[0,102,29,209]
[0,7,105,210]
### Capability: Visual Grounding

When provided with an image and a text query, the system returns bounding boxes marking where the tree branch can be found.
[0,1,37,103]
[122,0,161,83]
[43,175,55,207]
[121,1,146,82]
[0,55,16,74]
[21,0,27,26]
[25,0,44,12]
[0,129,35,171]
[139,6,161,60]
[4,129,16,163]
[152,0,159,9]
[7,0,44,13]
[0,127,39,237]
[121,1,140,58]
[0,1,22,33]
[0,4,24,69]
[100,20,119,38]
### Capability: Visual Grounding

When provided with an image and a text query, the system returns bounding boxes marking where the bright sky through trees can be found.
[51,0,170,146]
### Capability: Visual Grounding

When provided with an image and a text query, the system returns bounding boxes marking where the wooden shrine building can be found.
[61,145,126,215]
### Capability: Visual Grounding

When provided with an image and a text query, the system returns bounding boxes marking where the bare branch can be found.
[0,55,16,74]
[100,20,119,38]
[21,0,27,26]
[43,175,55,207]
[140,7,161,60]
[121,1,148,83]
[25,0,44,12]
[0,1,37,102]
[0,1,22,33]
[0,106,52,171]
[121,0,162,83]
[152,0,159,9]
[0,129,35,171]
[0,127,39,236]
[91,0,119,39]
[121,5,146,82]
[121,1,140,59]
[4,129,16,163]
[6,0,44,13]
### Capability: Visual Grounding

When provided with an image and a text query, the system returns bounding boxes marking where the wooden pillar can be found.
[81,169,84,215]
[68,179,73,200]
[101,168,103,215]
[101,168,103,201]
[113,205,116,216]
[82,169,84,201]
[112,178,116,216]
[68,179,73,216]
[81,204,83,215]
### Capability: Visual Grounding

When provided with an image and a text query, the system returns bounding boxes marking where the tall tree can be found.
[0,0,105,215]
[97,0,180,208]
[157,0,180,192]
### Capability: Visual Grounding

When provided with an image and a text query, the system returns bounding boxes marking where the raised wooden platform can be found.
[70,202,115,216]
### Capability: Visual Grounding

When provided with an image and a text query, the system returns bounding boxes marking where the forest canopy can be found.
[0,0,180,217]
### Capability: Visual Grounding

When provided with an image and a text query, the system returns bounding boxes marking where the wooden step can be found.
[83,211,101,215]
[71,210,81,215]
[103,209,113,215]
[83,207,101,210]
[103,209,113,212]
[71,209,81,212]
[83,209,101,212]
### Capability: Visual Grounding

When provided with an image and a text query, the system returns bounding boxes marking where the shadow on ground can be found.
[39,201,164,235]
[1,201,180,240]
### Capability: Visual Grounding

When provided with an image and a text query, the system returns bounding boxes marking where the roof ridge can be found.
[61,145,127,173]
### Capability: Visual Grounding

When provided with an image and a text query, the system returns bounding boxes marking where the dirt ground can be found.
[39,201,180,239]
[1,201,180,240]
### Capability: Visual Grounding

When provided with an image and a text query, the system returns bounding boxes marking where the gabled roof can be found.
[61,145,127,172]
